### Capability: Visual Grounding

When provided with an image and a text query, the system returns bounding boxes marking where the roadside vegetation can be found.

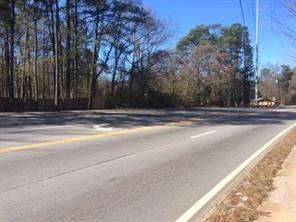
[0,0,253,111]
[259,64,296,105]
[0,0,295,111]
[205,128,296,222]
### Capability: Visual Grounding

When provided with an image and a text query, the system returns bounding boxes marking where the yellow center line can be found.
[0,119,198,154]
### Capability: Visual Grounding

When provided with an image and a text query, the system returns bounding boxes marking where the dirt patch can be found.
[205,128,296,222]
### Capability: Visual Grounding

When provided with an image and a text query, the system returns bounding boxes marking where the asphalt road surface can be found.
[0,107,295,222]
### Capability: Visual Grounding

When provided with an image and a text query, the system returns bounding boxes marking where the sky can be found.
[142,0,296,68]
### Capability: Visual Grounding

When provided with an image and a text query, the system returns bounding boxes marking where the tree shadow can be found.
[0,107,295,131]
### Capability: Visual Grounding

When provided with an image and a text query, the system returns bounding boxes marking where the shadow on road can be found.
[0,107,295,131]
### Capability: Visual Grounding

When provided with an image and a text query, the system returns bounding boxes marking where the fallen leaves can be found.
[205,128,296,222]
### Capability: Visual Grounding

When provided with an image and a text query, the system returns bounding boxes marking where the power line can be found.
[239,0,246,26]
[250,0,256,36]
[246,0,255,42]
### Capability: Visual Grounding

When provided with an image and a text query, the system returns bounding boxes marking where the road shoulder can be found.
[204,128,296,222]
[256,145,296,222]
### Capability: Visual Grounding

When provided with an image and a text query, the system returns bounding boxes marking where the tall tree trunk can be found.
[9,0,15,107]
[33,0,39,101]
[58,29,64,101]
[45,1,55,100]
[42,23,47,99]
[88,15,99,109]
[4,26,10,99]
[21,24,29,100]
[54,0,60,107]
[0,47,4,97]
[74,0,78,98]
[129,55,136,94]
[66,0,71,99]
[111,48,121,96]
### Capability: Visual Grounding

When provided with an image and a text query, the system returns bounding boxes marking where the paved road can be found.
[0,108,295,222]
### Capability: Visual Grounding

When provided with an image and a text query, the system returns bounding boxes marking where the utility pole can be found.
[255,0,259,104]
[276,77,281,105]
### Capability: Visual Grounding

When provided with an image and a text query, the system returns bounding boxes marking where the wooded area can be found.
[0,0,283,111]
[259,65,296,105]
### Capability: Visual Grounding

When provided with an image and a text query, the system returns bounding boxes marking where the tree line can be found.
[258,0,296,105]
[160,24,254,106]
[260,64,296,105]
[0,0,255,111]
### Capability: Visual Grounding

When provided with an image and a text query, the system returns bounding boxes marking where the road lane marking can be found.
[176,122,296,222]
[190,130,216,139]
[0,124,180,154]
[93,124,114,131]
[0,117,202,154]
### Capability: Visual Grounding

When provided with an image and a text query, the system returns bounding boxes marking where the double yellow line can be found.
[0,119,198,154]
[0,127,152,154]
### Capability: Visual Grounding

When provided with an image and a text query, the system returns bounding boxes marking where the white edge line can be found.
[176,122,296,222]
[190,130,216,139]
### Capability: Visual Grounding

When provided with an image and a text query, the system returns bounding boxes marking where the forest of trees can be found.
[0,0,256,111]
[259,64,296,105]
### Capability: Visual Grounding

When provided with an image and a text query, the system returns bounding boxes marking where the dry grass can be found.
[205,128,296,222]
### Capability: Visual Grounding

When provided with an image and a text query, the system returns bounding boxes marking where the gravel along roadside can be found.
[204,128,296,222]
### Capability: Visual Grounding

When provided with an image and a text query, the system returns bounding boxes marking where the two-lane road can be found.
[0,108,295,222]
